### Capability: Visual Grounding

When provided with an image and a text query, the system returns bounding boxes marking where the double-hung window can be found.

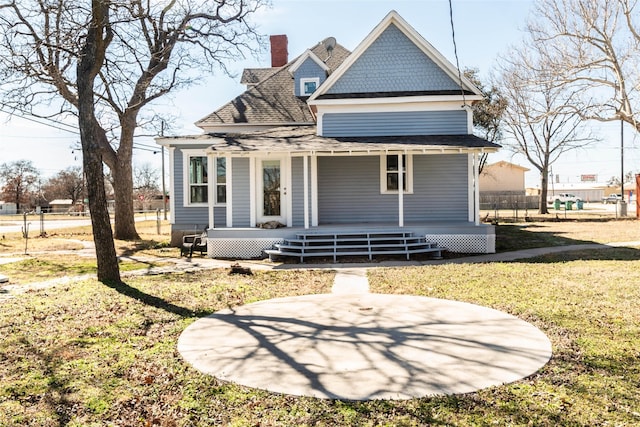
[184,152,228,206]
[381,154,413,194]
[188,155,208,204]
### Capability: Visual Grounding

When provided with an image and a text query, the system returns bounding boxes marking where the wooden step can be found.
[266,230,442,262]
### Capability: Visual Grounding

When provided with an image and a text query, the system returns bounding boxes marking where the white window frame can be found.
[213,156,228,206]
[182,149,209,207]
[380,154,413,194]
[300,77,320,96]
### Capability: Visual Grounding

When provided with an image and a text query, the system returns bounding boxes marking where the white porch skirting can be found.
[209,238,285,259]
[425,234,495,253]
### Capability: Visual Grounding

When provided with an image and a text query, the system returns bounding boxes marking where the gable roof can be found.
[484,161,530,172]
[195,42,351,130]
[308,10,482,102]
[288,49,330,74]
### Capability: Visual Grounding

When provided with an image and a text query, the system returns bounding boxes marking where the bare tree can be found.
[42,166,85,205]
[76,0,120,282]
[0,0,266,241]
[0,160,39,211]
[529,0,640,130]
[133,162,160,210]
[465,68,507,172]
[496,44,597,214]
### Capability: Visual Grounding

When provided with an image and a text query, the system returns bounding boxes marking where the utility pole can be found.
[621,119,624,201]
[161,121,167,220]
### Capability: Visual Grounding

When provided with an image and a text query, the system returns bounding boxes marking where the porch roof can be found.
[201,126,500,155]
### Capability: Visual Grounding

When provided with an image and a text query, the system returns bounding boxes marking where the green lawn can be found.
[1,220,640,425]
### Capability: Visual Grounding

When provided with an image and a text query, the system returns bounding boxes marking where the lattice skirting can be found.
[425,234,496,254]
[208,238,285,259]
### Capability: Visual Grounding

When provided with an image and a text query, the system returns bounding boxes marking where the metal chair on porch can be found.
[180,230,208,257]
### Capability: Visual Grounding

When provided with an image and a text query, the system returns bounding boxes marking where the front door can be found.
[258,158,286,224]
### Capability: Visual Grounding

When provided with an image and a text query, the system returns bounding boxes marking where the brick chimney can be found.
[270,34,288,67]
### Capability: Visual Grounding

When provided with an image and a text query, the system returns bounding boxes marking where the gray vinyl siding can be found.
[294,58,327,97]
[322,110,467,137]
[317,154,468,223]
[232,157,251,227]
[318,156,396,223]
[172,147,209,227]
[326,24,460,94]
[405,154,468,221]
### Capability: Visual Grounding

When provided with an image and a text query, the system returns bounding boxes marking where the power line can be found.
[0,107,79,134]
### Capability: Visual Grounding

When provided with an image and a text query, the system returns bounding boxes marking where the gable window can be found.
[380,154,413,194]
[188,156,208,204]
[300,77,320,96]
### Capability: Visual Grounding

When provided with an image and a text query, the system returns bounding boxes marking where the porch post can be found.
[226,156,233,228]
[311,154,318,226]
[398,153,404,227]
[474,152,480,226]
[303,154,310,229]
[207,154,215,229]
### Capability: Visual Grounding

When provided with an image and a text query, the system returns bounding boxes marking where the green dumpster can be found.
[577,200,584,210]
[554,200,561,210]
[566,201,573,210]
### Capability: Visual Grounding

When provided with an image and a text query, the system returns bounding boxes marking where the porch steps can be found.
[265,230,442,262]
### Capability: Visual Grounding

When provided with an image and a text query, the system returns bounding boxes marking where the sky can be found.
[1,0,637,188]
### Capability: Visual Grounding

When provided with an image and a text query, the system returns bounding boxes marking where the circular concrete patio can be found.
[178,293,552,400]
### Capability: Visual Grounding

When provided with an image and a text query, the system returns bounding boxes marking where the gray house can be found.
[156,10,500,259]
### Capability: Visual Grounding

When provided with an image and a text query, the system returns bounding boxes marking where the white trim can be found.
[474,153,480,226]
[380,153,413,194]
[311,154,318,226]
[398,154,404,227]
[285,156,292,226]
[207,153,215,228]
[467,108,474,134]
[316,112,324,136]
[168,147,176,224]
[300,77,320,96]
[310,95,482,108]
[226,156,233,227]
[181,149,209,208]
[307,10,482,102]
[303,155,309,229]
[289,49,330,74]
[468,154,474,222]
[250,158,256,227]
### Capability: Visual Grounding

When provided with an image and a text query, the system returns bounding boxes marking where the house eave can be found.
[197,126,501,156]
[309,94,483,107]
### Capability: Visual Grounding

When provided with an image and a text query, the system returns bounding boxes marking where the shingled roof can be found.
[156,126,500,154]
[196,42,351,130]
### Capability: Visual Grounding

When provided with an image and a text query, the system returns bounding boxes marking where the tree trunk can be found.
[79,124,121,282]
[111,154,139,240]
[539,167,549,214]
[76,0,120,283]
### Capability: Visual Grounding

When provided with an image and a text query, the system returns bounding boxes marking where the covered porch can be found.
[201,126,499,259]
[206,221,495,259]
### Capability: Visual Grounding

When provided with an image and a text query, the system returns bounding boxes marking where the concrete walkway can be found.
[178,268,553,400]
